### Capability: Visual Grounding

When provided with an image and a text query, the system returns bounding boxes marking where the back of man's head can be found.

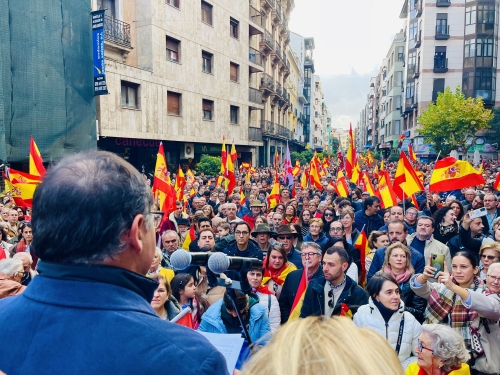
[32,151,153,264]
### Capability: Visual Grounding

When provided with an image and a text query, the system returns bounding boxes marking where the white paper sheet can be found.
[198,332,244,374]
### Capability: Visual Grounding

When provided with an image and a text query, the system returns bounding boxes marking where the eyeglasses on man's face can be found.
[278,236,293,240]
[330,227,343,232]
[235,231,249,236]
[301,252,319,258]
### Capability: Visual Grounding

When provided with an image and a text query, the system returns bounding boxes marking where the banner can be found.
[92,10,108,96]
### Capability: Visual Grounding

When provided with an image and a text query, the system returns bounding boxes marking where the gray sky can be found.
[289,0,405,130]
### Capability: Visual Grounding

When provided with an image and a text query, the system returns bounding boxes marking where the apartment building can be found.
[92,0,298,171]
[312,76,326,150]
[287,48,307,151]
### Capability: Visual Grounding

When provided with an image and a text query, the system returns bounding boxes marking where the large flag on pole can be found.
[29,136,46,177]
[152,143,176,222]
[309,152,322,189]
[336,170,349,198]
[393,151,425,200]
[408,144,417,162]
[429,157,485,192]
[227,141,237,195]
[378,170,398,209]
[354,229,370,286]
[220,136,227,176]
[284,141,293,186]
[346,123,356,179]
[268,172,281,210]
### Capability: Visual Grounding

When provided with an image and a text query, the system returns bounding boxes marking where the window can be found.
[397,47,404,61]
[407,51,416,74]
[465,6,477,34]
[396,96,402,110]
[166,0,179,8]
[201,1,213,25]
[434,46,447,68]
[167,91,181,115]
[202,99,214,120]
[436,13,448,35]
[406,81,415,99]
[409,22,418,41]
[121,81,139,109]
[432,78,445,101]
[476,38,494,57]
[465,39,476,58]
[230,18,239,39]
[396,71,403,85]
[166,36,180,62]
[202,51,213,73]
[230,106,239,124]
[230,62,239,82]
[97,0,116,18]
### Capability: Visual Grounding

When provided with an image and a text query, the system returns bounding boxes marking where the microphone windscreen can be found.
[207,252,230,274]
[170,249,192,270]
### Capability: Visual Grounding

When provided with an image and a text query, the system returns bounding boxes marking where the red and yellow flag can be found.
[300,172,308,190]
[267,173,281,210]
[29,136,46,177]
[309,153,322,189]
[182,226,196,250]
[2,173,37,208]
[336,170,349,198]
[5,167,41,184]
[494,172,500,191]
[362,172,377,198]
[353,229,370,285]
[393,151,425,200]
[292,159,301,177]
[430,157,485,192]
[240,191,247,206]
[378,170,398,209]
[351,160,361,185]
[408,144,417,162]
[227,141,237,194]
[289,266,307,320]
[340,302,353,318]
[220,136,227,176]
[152,143,176,222]
[346,123,356,179]
[367,151,375,166]
[175,165,186,193]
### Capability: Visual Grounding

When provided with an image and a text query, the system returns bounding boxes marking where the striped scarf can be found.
[262,261,297,286]
[425,276,484,348]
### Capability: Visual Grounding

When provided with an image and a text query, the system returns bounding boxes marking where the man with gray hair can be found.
[0,151,228,374]
[278,242,324,323]
[12,252,36,286]
[0,258,26,298]
[161,230,180,269]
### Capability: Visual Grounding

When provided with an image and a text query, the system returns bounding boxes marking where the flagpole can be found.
[402,181,406,215]
[435,150,441,162]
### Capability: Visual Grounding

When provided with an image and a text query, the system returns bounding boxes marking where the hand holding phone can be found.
[431,253,445,277]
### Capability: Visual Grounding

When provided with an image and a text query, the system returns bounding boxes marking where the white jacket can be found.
[353,298,421,369]
[256,291,281,333]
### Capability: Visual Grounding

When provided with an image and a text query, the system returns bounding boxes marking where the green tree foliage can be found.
[331,138,339,155]
[387,152,400,163]
[418,86,493,156]
[196,154,221,176]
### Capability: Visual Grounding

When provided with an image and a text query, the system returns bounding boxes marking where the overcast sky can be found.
[289,0,405,130]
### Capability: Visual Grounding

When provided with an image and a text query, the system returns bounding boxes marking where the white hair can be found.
[155,247,163,260]
[0,258,23,277]
[13,252,33,264]
[487,262,500,275]
[422,324,470,372]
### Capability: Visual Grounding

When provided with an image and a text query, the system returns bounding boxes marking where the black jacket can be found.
[299,275,368,318]
[447,232,487,259]
[325,238,361,277]
[222,240,263,281]
[279,266,323,324]
[399,278,427,324]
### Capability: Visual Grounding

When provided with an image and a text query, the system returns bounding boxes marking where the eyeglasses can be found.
[14,271,24,278]
[330,227,343,232]
[487,274,500,283]
[406,212,417,217]
[481,254,499,261]
[278,236,293,240]
[417,340,433,354]
[150,211,164,229]
[324,213,334,217]
[235,231,249,236]
[301,252,319,258]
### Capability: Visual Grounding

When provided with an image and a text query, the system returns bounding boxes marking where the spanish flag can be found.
[346,123,356,179]
[340,302,353,318]
[227,141,237,194]
[362,172,378,199]
[240,191,247,206]
[494,172,500,191]
[2,173,37,208]
[430,157,485,192]
[220,136,227,175]
[289,267,307,320]
[353,229,370,285]
[5,167,41,184]
[378,170,398,209]
[408,144,417,162]
[268,172,281,210]
[309,153,322,189]
[393,151,424,200]
[29,137,47,177]
[336,170,349,198]
[351,160,361,185]
[300,171,308,190]
[182,226,196,250]
[292,159,301,177]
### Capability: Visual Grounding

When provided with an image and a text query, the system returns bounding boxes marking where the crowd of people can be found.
[1,152,500,375]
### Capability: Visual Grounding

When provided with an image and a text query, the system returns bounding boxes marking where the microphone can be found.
[208,252,263,274]
[170,250,211,271]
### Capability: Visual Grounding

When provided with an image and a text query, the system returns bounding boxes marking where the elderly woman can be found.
[354,273,421,369]
[147,248,174,283]
[410,251,484,351]
[478,242,500,281]
[0,258,26,298]
[406,324,470,375]
[150,275,181,321]
[262,244,297,299]
[380,243,427,323]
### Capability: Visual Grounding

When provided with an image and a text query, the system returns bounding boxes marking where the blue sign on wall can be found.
[92,10,108,96]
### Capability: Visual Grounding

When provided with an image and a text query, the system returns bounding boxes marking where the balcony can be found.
[276,81,283,96]
[271,41,282,64]
[414,30,421,48]
[261,120,275,135]
[415,1,422,17]
[433,57,448,73]
[259,31,274,53]
[436,0,450,6]
[271,2,282,24]
[276,124,292,139]
[260,73,275,94]
[248,127,263,142]
[249,87,263,109]
[435,25,450,40]
[249,47,264,72]
[405,96,416,113]
[260,0,275,12]
[103,16,133,62]
[249,6,264,35]
[413,63,420,79]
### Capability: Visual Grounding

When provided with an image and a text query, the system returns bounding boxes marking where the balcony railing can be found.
[435,24,450,39]
[276,124,292,139]
[104,15,131,47]
[436,0,451,6]
[275,2,283,22]
[248,127,263,142]
[249,5,264,27]
[433,57,448,73]
[261,120,275,134]
[260,73,275,91]
[260,30,274,49]
[261,0,275,9]
[249,47,263,66]
[275,42,282,58]
[249,87,263,104]
[276,81,282,96]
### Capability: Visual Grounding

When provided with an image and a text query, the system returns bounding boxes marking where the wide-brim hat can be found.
[251,223,273,236]
[272,224,298,239]
[176,218,190,226]
[250,200,264,208]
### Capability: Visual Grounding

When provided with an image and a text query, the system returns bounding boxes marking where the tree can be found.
[196,154,221,176]
[331,138,339,155]
[418,86,493,156]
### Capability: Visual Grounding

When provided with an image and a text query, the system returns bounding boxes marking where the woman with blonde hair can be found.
[366,230,389,273]
[478,242,500,281]
[201,205,215,219]
[241,316,404,375]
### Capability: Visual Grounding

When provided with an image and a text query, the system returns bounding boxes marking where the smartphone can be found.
[431,253,445,277]
[469,207,488,219]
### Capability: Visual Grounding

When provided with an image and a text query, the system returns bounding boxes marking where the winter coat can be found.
[162,295,182,321]
[198,298,271,343]
[299,275,368,318]
[214,233,235,252]
[222,240,263,281]
[255,291,281,333]
[286,245,303,270]
[367,245,425,282]
[303,232,329,252]
[354,210,384,236]
[353,298,421,369]
[399,278,427,324]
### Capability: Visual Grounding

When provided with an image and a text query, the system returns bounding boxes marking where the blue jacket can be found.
[0,261,229,375]
[303,232,330,252]
[367,244,425,282]
[222,240,263,281]
[286,245,303,270]
[378,222,415,235]
[354,210,384,236]
[198,298,271,343]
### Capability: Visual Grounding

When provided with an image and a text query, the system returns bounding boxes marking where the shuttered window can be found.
[202,99,213,120]
[167,91,181,115]
[230,62,238,82]
[166,36,180,62]
[201,1,212,25]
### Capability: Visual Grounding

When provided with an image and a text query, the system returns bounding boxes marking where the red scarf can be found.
[252,285,273,295]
